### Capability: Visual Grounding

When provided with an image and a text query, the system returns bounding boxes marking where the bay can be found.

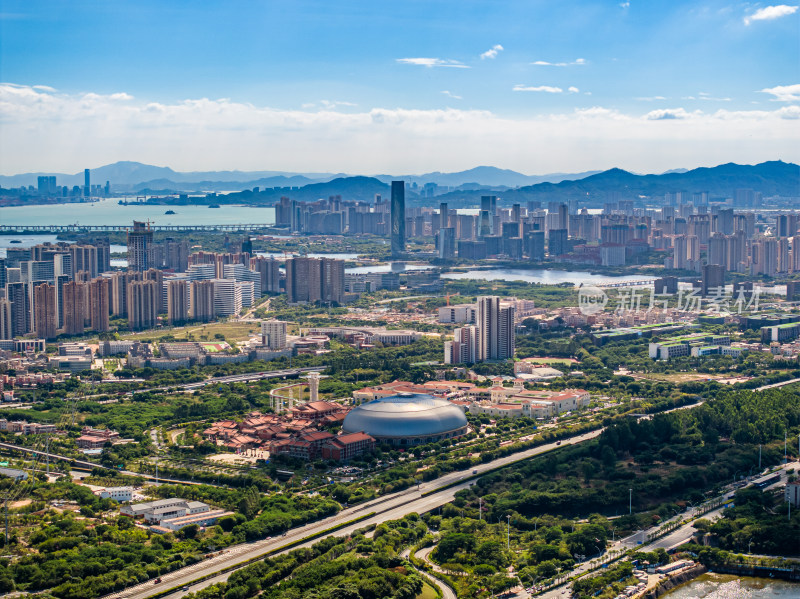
[442,268,654,286]
[663,573,799,598]
[0,198,276,227]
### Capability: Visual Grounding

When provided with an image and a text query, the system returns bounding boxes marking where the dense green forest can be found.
[0,479,339,598]
[186,515,429,599]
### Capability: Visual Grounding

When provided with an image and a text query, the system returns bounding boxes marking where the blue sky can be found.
[1,1,798,174]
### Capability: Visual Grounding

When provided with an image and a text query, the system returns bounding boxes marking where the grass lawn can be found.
[118,321,261,344]
[519,357,579,365]
[416,581,439,599]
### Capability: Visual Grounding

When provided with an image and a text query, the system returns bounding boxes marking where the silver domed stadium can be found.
[342,392,469,446]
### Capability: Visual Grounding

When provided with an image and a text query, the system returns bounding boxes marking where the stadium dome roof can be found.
[342,392,468,440]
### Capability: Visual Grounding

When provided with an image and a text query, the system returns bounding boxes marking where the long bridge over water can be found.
[0,224,276,233]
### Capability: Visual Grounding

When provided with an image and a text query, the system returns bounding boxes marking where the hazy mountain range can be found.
[0,161,601,191]
[2,161,797,205]
[200,160,800,206]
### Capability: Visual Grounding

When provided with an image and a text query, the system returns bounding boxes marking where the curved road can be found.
[106,430,602,599]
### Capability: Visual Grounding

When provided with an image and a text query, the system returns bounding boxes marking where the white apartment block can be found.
[212,279,243,316]
[261,320,288,350]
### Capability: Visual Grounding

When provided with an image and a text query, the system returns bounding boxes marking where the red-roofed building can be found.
[270,439,314,460]
[290,401,343,421]
[284,418,315,432]
[220,434,259,452]
[321,412,348,426]
[298,430,336,458]
[321,432,376,461]
[76,426,120,449]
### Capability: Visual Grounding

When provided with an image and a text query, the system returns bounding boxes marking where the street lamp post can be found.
[506,515,511,550]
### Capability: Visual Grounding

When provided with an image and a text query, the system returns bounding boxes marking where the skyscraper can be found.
[89,277,110,332]
[445,296,515,364]
[37,176,57,195]
[285,257,344,305]
[548,229,569,257]
[444,326,478,364]
[480,195,497,236]
[438,227,456,260]
[390,181,405,258]
[62,280,86,335]
[0,299,12,340]
[701,264,725,296]
[166,280,189,325]
[84,168,90,197]
[127,280,159,330]
[6,282,30,336]
[477,296,515,362]
[127,221,153,271]
[673,236,688,270]
[144,268,164,313]
[249,256,282,294]
[33,282,57,339]
[212,279,243,316]
[526,231,545,261]
[320,258,344,304]
[189,280,215,322]
[261,320,288,349]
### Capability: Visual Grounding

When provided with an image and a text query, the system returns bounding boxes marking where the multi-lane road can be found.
[105,430,603,599]
[132,366,325,394]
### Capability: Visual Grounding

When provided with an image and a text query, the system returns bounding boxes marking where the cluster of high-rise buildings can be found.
[663,208,800,278]
[0,240,113,340]
[273,180,408,259]
[25,169,111,199]
[0,220,352,340]
[271,184,795,277]
[444,296,515,364]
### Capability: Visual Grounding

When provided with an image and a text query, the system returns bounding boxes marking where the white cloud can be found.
[760,83,800,101]
[646,108,695,120]
[441,90,463,100]
[682,93,732,101]
[620,2,630,8]
[531,58,586,67]
[777,105,800,118]
[319,100,357,109]
[31,85,57,92]
[635,96,668,101]
[513,84,563,93]
[480,44,504,59]
[744,4,798,24]
[396,57,469,68]
[568,87,580,93]
[0,84,797,175]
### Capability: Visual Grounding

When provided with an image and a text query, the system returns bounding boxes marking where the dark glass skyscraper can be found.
[391,181,405,258]
[84,168,90,197]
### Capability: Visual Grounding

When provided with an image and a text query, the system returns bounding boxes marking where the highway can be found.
[104,429,603,599]
[104,398,711,599]
[537,462,799,599]
[755,377,800,391]
[0,441,203,485]
[131,366,325,394]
